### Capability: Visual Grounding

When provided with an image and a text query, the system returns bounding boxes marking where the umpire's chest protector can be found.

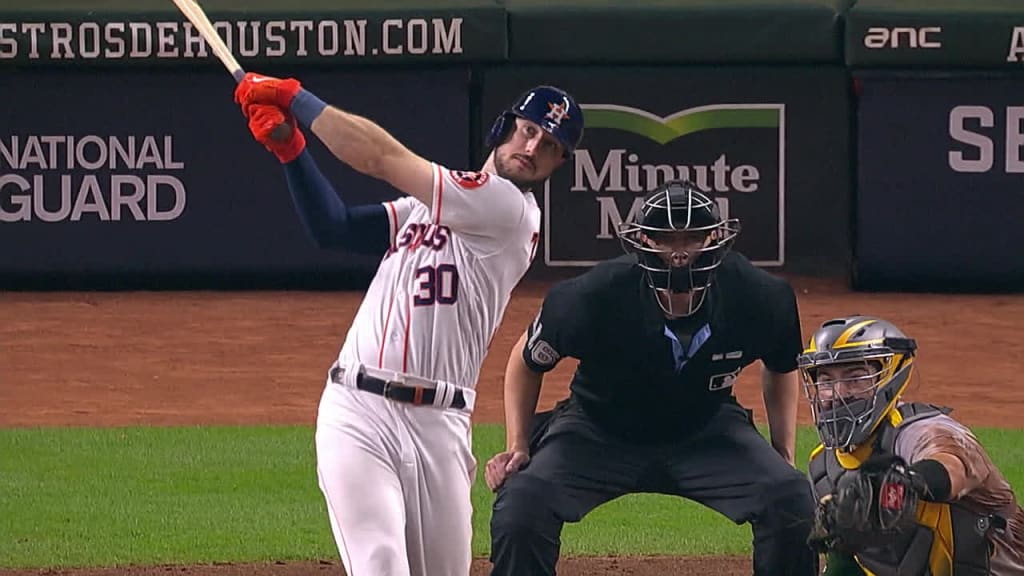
[808,403,995,576]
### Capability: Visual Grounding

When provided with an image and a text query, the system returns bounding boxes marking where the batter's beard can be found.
[494,153,545,191]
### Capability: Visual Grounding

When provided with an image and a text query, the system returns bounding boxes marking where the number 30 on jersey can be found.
[413,264,459,306]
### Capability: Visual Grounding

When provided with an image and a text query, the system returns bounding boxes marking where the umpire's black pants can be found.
[488,398,819,576]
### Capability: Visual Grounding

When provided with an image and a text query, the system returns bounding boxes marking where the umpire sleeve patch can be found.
[524,314,563,371]
[529,339,561,368]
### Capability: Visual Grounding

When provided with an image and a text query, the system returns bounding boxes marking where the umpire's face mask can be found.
[637,232,726,316]
[617,192,741,317]
[642,251,717,293]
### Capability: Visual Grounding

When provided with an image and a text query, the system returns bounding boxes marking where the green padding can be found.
[505,0,853,64]
[0,0,506,65]
[847,0,1024,67]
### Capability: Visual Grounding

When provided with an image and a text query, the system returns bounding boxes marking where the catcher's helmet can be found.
[485,85,584,157]
[616,180,740,316]
[797,316,917,452]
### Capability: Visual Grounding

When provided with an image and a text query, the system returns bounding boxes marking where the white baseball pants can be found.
[315,379,476,576]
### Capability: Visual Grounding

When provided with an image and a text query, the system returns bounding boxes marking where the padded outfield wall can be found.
[3,0,1019,291]
[0,0,498,288]
[846,0,1024,291]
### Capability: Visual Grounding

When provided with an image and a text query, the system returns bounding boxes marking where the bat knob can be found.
[270,123,294,143]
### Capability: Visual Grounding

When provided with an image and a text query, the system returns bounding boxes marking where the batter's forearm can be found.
[763,369,799,464]
[311,107,409,180]
[504,334,544,452]
[291,87,433,203]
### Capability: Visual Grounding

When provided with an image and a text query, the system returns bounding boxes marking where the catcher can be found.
[798,315,1024,575]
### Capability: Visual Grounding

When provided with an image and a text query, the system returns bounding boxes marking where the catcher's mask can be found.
[616,180,740,317]
[797,316,917,452]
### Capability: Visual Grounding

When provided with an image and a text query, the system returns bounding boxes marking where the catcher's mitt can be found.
[809,455,926,553]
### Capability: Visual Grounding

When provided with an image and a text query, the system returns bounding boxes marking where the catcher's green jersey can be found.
[821,551,865,576]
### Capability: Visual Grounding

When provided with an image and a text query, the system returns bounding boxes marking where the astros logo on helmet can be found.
[544,102,571,126]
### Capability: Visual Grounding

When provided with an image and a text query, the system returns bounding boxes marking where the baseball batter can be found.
[798,315,1024,575]
[233,77,584,576]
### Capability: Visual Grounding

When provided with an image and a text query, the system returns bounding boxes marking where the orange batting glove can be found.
[234,72,303,116]
[246,104,306,164]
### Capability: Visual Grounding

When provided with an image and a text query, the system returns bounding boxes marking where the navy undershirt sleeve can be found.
[283,150,390,255]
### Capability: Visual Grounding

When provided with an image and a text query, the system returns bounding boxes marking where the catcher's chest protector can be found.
[808,403,995,576]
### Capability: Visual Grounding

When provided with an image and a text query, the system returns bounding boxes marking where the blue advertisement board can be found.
[480,66,851,277]
[855,73,1024,290]
[0,67,470,286]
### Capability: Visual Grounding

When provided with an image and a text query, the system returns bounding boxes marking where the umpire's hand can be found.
[485,450,530,491]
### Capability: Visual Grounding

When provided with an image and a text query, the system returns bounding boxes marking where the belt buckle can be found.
[381,379,394,399]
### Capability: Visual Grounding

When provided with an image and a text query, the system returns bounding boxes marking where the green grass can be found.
[0,427,327,567]
[1,425,1022,568]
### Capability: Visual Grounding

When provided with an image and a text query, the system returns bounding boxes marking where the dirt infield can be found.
[2,276,1023,575]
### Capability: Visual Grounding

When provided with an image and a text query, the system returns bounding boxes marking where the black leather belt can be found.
[330,365,466,410]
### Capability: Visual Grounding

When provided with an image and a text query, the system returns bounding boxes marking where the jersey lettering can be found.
[336,164,540,388]
[413,264,459,306]
[397,223,450,251]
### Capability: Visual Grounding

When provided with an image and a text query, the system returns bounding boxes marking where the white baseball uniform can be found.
[315,163,540,576]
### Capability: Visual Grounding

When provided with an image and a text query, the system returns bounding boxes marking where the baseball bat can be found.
[171,0,292,141]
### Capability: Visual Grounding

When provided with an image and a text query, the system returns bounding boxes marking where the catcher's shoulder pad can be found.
[809,443,826,476]
[877,402,949,456]
[808,444,835,500]
[893,402,950,426]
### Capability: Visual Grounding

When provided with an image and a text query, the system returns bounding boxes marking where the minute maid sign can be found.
[543,103,785,267]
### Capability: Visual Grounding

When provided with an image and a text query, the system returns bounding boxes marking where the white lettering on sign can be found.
[0,18,465,60]
[1008,27,1024,62]
[864,26,942,49]
[948,106,1024,174]
[0,135,187,222]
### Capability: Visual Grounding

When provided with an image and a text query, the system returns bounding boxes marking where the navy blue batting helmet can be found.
[486,85,584,157]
